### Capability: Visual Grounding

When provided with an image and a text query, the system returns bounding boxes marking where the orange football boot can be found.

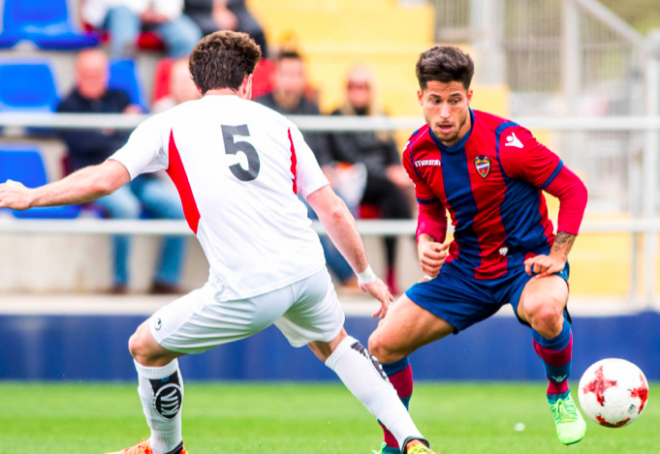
[105,440,187,454]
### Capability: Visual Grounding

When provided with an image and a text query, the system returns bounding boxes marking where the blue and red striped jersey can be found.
[404,109,588,280]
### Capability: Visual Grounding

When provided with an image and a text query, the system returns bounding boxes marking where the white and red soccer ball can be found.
[578,358,649,428]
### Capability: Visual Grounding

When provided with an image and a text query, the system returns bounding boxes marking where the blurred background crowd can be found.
[2,0,660,307]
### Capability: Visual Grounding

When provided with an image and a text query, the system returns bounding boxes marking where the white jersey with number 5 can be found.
[110,95,329,301]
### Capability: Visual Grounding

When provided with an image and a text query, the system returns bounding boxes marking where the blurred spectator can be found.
[185,0,268,57]
[57,49,188,294]
[256,51,331,166]
[83,0,202,58]
[256,51,359,290]
[329,65,412,293]
[153,58,201,112]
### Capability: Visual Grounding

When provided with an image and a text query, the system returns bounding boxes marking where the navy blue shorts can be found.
[405,260,570,333]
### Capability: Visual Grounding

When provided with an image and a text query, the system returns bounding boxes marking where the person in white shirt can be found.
[83,0,202,58]
[0,32,436,454]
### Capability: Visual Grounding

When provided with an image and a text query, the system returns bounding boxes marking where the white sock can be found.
[325,336,425,449]
[135,359,184,454]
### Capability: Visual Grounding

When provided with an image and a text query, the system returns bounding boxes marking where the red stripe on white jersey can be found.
[288,128,298,194]
[166,129,201,234]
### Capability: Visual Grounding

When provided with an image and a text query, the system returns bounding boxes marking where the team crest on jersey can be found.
[475,156,491,178]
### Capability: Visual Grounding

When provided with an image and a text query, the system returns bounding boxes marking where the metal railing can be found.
[2,218,660,236]
[6,112,660,131]
[435,0,652,115]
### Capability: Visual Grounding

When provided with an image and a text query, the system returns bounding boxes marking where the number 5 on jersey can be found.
[222,124,261,182]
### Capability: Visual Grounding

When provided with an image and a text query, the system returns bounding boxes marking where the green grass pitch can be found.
[0,382,656,454]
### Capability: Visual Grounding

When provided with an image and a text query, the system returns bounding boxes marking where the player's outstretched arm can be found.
[307,185,393,318]
[0,160,130,211]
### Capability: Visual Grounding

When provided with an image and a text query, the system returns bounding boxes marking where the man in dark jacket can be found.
[58,49,187,294]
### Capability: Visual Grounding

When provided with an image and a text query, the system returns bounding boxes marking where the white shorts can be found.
[149,268,346,354]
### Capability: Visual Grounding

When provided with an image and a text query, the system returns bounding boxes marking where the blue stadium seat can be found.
[109,59,149,112]
[0,34,20,49]
[0,148,80,219]
[0,61,59,113]
[0,0,98,50]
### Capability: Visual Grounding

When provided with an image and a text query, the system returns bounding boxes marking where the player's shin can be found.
[378,357,414,451]
[325,336,427,452]
[134,359,184,454]
[532,318,573,399]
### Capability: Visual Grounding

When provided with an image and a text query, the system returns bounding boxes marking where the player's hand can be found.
[360,277,394,319]
[524,254,565,279]
[418,241,450,277]
[0,180,34,211]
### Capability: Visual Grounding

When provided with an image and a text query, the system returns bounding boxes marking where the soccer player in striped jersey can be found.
[368,46,589,453]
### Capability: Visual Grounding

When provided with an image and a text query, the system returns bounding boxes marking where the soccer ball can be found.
[578,358,649,428]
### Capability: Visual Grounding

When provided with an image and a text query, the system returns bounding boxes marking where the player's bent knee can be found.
[529,302,564,338]
[128,330,147,361]
[368,332,405,364]
[367,333,382,359]
[128,323,162,365]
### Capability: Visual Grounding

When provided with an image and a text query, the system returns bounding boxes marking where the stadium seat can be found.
[136,31,165,51]
[81,23,165,52]
[0,61,58,113]
[358,204,381,219]
[0,148,81,219]
[109,59,149,112]
[252,59,276,98]
[0,34,20,49]
[0,0,99,49]
[152,58,175,104]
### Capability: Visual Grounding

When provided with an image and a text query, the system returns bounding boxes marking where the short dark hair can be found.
[276,50,304,63]
[189,31,261,94]
[415,46,474,90]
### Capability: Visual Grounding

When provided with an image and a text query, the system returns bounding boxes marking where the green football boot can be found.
[548,391,587,445]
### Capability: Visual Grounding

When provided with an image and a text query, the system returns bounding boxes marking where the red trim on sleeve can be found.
[287,128,298,195]
[416,201,448,244]
[543,165,588,235]
[166,130,201,234]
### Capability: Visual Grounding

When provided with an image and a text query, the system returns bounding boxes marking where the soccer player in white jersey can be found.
[0,32,437,454]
